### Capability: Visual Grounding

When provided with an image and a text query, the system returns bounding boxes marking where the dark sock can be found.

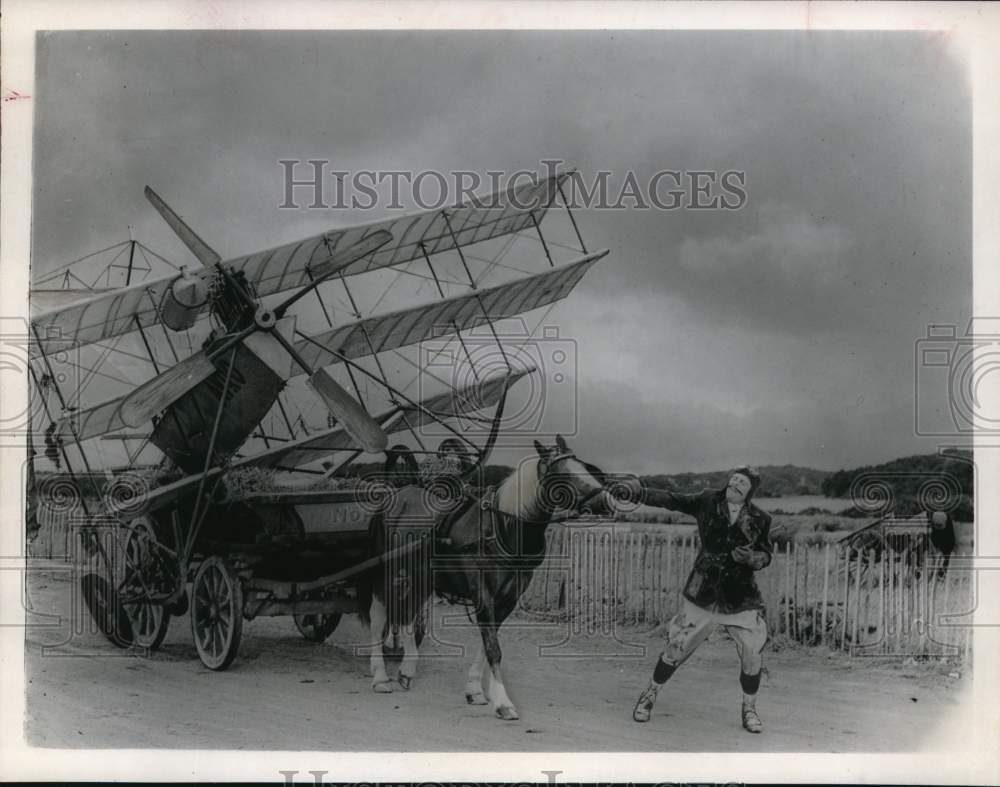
[740,670,761,695]
[653,656,676,684]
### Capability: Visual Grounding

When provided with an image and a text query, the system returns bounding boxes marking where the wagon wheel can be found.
[80,572,134,649]
[190,556,244,670]
[294,610,342,643]
[120,519,171,650]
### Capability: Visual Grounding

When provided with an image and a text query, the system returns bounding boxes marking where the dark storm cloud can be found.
[31,30,970,472]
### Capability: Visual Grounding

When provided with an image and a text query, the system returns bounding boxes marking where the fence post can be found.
[584,528,598,634]
[878,546,886,655]
[941,564,952,652]
[782,541,790,637]
[889,550,906,651]
[768,545,779,638]
[677,534,687,615]
[789,540,800,642]
[820,543,830,646]
[840,546,850,651]
[803,542,812,642]
[648,534,656,625]
[628,529,636,624]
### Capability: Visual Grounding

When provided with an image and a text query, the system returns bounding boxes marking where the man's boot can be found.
[741,698,764,733]
[632,683,659,723]
[634,655,678,722]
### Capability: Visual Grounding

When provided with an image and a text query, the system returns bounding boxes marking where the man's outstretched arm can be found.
[616,478,703,517]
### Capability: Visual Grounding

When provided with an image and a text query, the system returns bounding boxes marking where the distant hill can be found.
[820,449,973,519]
[640,464,830,498]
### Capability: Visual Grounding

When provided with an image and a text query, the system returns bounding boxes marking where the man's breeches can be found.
[661,598,768,674]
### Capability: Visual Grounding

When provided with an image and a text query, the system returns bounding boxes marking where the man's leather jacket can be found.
[642,486,772,614]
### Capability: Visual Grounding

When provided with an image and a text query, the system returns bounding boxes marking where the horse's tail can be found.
[357,509,386,627]
[357,571,372,626]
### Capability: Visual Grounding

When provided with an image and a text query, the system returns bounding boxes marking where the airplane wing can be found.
[30,171,571,357]
[228,171,571,296]
[53,251,603,445]
[239,367,530,470]
[293,250,607,369]
[123,370,526,514]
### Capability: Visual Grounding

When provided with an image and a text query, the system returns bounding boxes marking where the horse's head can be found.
[530,434,608,517]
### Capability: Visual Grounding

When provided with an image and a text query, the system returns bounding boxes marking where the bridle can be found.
[536,450,609,512]
[477,449,609,530]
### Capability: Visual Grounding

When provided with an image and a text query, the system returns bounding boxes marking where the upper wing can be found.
[229,171,572,297]
[30,171,572,357]
[293,250,608,369]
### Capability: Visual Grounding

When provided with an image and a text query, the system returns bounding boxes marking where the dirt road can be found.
[24,565,965,751]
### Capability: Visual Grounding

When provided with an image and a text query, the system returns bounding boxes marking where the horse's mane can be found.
[495,456,542,519]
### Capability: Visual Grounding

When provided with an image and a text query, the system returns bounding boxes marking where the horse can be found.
[359,434,608,721]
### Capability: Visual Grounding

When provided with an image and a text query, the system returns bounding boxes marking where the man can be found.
[623,466,773,733]
[926,509,956,578]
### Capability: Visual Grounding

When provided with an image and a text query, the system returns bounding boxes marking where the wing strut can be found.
[441,210,512,372]
[337,270,429,452]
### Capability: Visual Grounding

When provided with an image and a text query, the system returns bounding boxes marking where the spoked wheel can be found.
[190,556,244,671]
[81,572,134,649]
[120,519,171,650]
[294,611,342,643]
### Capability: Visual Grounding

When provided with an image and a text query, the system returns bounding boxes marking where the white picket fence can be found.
[517,523,972,659]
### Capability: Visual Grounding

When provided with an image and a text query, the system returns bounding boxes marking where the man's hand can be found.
[610,475,644,503]
[731,545,768,570]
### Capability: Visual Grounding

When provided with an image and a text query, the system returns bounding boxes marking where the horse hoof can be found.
[372,680,394,694]
[398,675,412,691]
[495,705,519,721]
[465,692,488,706]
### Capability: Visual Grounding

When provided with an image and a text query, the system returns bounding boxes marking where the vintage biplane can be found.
[28,170,608,669]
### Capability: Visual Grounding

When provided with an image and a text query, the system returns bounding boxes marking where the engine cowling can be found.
[160,269,209,331]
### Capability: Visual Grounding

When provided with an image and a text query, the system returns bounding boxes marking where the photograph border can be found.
[2,2,999,782]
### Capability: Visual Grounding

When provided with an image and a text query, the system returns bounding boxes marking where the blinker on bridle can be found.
[537,450,608,510]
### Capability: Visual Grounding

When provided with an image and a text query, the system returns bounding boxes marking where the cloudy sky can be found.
[31,30,971,474]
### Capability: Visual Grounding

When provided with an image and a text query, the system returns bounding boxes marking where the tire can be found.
[190,556,244,671]
[81,572,134,649]
[121,519,171,650]
[294,611,342,643]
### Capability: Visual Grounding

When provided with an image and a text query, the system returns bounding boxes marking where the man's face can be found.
[726,473,753,503]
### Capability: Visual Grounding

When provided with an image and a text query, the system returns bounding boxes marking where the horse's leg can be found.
[398,593,432,689]
[464,641,489,705]
[368,595,394,693]
[397,624,418,690]
[477,609,518,721]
